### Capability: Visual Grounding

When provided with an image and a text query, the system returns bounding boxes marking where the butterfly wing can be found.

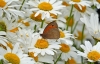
[41,28,60,39]
[41,21,60,39]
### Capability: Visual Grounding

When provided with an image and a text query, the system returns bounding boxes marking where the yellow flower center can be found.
[74,4,86,13]
[97,0,100,3]
[74,31,85,41]
[18,19,30,26]
[62,1,70,6]
[28,52,38,62]
[9,27,18,33]
[66,17,74,27]
[72,0,80,2]
[0,0,6,8]
[50,13,57,19]
[87,51,100,61]
[60,31,65,38]
[35,39,49,49]
[0,21,6,31]
[30,12,42,21]
[18,19,23,23]
[22,22,30,26]
[4,53,20,64]
[38,2,53,11]
[66,58,76,64]
[60,43,70,53]
[6,42,13,49]
[0,43,7,50]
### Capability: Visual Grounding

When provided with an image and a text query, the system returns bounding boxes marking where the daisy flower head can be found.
[77,41,100,62]
[27,0,65,20]
[58,30,74,45]
[59,42,77,61]
[0,43,35,64]
[80,13,100,40]
[15,28,35,52]
[0,0,24,21]
[28,32,61,57]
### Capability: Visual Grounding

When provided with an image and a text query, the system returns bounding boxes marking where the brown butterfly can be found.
[40,21,60,39]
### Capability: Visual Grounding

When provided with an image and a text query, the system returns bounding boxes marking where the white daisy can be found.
[0,17,21,44]
[59,42,77,61]
[27,0,65,20]
[0,0,24,20]
[80,13,100,40]
[28,33,61,56]
[15,28,61,57]
[0,43,35,64]
[73,6,96,22]
[77,41,100,62]
[57,30,74,45]
[15,28,34,53]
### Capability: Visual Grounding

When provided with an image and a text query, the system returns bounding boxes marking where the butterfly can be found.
[40,21,60,39]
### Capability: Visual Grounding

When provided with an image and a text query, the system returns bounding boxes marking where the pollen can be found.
[0,0,6,8]
[0,43,7,50]
[97,0,100,3]
[18,19,23,23]
[72,0,80,2]
[74,4,86,13]
[28,52,38,62]
[66,17,74,27]
[62,1,70,6]
[6,42,13,49]
[30,12,42,21]
[4,53,20,64]
[9,27,18,33]
[60,31,65,38]
[35,39,49,49]
[74,31,85,41]
[50,13,57,19]
[38,2,53,11]
[60,43,70,53]
[87,51,100,61]
[22,22,30,26]
[66,58,76,64]
[0,21,6,31]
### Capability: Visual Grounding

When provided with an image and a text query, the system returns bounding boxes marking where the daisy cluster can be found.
[0,0,100,64]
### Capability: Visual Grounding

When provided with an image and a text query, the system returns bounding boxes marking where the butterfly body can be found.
[40,21,60,39]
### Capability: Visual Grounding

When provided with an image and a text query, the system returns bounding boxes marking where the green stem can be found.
[66,5,74,30]
[34,25,37,32]
[81,56,84,64]
[81,24,85,44]
[19,0,26,10]
[88,62,95,64]
[91,62,94,64]
[54,53,62,64]
[80,24,85,64]
[0,59,3,64]
[71,21,79,33]
[40,20,44,28]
